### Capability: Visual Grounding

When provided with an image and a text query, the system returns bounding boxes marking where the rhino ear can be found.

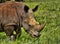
[32,5,38,12]
[24,5,29,13]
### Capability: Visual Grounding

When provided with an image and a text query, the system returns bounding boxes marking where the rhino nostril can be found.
[34,35,37,37]
[34,34,40,37]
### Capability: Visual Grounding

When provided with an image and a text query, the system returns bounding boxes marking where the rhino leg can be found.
[16,27,21,38]
[4,25,16,41]
[14,25,21,38]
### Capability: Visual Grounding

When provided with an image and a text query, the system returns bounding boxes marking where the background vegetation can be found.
[0,0,60,44]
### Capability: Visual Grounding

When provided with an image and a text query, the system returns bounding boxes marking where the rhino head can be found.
[22,5,46,37]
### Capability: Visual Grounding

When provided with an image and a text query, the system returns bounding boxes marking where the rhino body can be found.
[0,1,46,41]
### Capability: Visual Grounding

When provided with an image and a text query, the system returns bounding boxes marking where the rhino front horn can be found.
[38,22,46,32]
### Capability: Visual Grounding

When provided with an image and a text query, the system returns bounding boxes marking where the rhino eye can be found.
[28,24,31,26]
[28,24,34,27]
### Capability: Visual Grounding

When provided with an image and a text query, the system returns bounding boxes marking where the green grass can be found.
[0,1,60,44]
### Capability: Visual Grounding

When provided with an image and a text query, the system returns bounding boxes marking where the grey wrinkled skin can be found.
[0,1,46,41]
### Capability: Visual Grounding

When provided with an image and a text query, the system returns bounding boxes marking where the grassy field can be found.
[0,1,60,44]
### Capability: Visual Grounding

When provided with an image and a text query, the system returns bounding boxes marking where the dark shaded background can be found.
[0,0,59,3]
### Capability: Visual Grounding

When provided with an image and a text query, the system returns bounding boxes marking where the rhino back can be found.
[0,1,25,26]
